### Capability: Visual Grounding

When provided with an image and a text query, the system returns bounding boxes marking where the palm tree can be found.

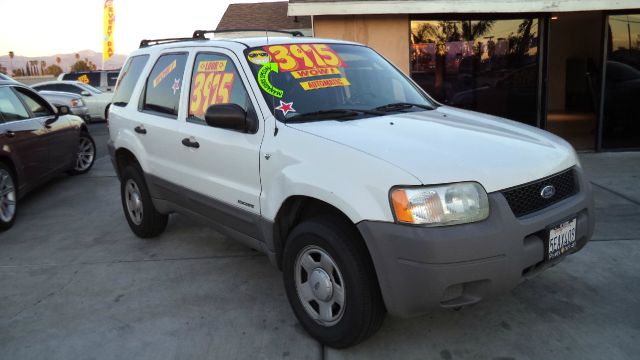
[56,56,61,65]
[8,51,14,74]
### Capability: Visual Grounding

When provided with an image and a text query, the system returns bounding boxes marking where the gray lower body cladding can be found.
[357,168,595,317]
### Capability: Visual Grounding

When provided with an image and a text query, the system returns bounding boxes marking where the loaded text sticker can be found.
[153,59,177,87]
[197,60,227,72]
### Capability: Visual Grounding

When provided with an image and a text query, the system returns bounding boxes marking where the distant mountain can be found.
[0,50,127,74]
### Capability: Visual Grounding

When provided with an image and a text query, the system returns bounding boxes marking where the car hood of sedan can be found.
[286,106,578,193]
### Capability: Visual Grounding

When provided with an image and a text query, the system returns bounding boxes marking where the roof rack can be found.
[139,29,305,49]
[139,37,199,48]
[193,29,305,39]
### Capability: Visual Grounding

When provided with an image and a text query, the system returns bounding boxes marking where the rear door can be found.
[0,86,51,193]
[178,49,264,216]
[135,52,189,187]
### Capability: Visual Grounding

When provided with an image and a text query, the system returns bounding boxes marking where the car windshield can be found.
[243,43,436,122]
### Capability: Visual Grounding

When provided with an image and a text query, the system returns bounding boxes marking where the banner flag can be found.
[103,0,115,62]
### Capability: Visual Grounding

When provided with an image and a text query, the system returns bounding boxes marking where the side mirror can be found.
[80,90,91,97]
[205,103,257,133]
[56,105,70,116]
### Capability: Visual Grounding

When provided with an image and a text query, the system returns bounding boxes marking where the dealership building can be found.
[282,0,640,150]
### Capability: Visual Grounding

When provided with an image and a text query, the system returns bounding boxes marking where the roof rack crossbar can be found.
[139,37,199,48]
[192,29,304,39]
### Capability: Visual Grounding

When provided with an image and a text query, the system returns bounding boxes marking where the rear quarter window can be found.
[111,55,149,107]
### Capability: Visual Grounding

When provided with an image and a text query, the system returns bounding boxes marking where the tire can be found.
[283,215,386,348]
[120,164,168,238]
[0,163,17,231]
[68,132,96,175]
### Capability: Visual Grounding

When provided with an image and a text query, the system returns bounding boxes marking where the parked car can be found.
[58,70,120,92]
[37,90,90,121]
[0,80,96,231]
[0,73,18,82]
[31,81,112,120]
[108,34,594,348]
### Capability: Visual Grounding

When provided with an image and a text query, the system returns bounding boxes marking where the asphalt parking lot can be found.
[1,123,639,359]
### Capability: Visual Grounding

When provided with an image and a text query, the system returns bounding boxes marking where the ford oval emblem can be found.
[541,185,556,199]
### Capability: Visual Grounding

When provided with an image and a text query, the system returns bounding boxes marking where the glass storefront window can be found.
[410,18,540,125]
[603,14,640,149]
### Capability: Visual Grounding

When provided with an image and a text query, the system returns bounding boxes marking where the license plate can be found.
[547,218,577,261]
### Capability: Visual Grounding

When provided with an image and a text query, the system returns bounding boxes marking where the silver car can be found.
[37,90,90,121]
[31,81,113,120]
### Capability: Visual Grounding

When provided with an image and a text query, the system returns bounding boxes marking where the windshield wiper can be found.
[287,108,384,123]
[373,102,434,113]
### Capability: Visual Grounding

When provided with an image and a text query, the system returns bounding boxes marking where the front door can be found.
[178,49,264,217]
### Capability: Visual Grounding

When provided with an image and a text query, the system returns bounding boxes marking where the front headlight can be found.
[390,182,489,226]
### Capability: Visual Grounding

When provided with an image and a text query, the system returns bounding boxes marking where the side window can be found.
[188,52,254,124]
[15,88,53,118]
[33,84,55,92]
[107,71,120,87]
[143,53,188,117]
[59,84,83,95]
[0,87,30,121]
[112,55,148,106]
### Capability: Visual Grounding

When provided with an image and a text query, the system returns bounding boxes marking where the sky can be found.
[0,0,282,57]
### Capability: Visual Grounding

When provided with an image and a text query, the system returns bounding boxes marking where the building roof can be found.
[288,0,640,16]
[217,1,311,31]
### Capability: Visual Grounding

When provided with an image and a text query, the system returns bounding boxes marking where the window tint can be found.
[188,52,254,124]
[0,87,30,121]
[112,55,148,106]
[33,84,56,92]
[54,84,83,95]
[63,72,101,87]
[143,53,187,117]
[107,71,120,87]
[15,88,53,117]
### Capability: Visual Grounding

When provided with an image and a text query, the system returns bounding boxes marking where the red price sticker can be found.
[263,44,346,72]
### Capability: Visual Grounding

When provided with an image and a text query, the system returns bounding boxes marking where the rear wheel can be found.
[282,215,386,348]
[69,132,96,175]
[120,165,168,238]
[0,164,17,231]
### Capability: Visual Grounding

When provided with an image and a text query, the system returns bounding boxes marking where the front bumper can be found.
[357,168,595,317]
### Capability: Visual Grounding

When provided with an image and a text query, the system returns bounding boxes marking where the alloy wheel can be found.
[0,169,16,223]
[74,136,95,172]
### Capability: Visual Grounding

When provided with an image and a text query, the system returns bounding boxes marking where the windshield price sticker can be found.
[300,77,351,91]
[189,70,236,118]
[263,44,346,73]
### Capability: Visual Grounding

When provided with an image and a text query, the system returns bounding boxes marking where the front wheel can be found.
[283,216,386,348]
[0,163,17,231]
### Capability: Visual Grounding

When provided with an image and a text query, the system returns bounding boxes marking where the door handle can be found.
[134,125,147,134]
[181,137,200,149]
[4,130,15,138]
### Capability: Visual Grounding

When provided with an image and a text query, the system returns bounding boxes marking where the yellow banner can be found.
[103,0,115,62]
[300,77,350,91]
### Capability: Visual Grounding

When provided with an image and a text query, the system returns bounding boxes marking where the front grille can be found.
[501,168,578,217]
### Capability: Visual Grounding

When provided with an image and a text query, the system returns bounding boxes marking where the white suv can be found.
[108,31,594,348]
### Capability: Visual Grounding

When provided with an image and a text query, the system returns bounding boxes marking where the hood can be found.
[286,106,578,193]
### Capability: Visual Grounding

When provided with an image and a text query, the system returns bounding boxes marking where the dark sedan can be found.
[0,80,96,231]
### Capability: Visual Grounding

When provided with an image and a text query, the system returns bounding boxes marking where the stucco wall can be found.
[313,15,410,74]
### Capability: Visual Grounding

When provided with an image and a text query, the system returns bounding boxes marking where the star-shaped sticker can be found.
[171,78,181,95]
[275,100,295,116]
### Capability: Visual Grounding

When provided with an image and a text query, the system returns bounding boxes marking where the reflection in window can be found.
[603,14,640,149]
[410,19,540,125]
